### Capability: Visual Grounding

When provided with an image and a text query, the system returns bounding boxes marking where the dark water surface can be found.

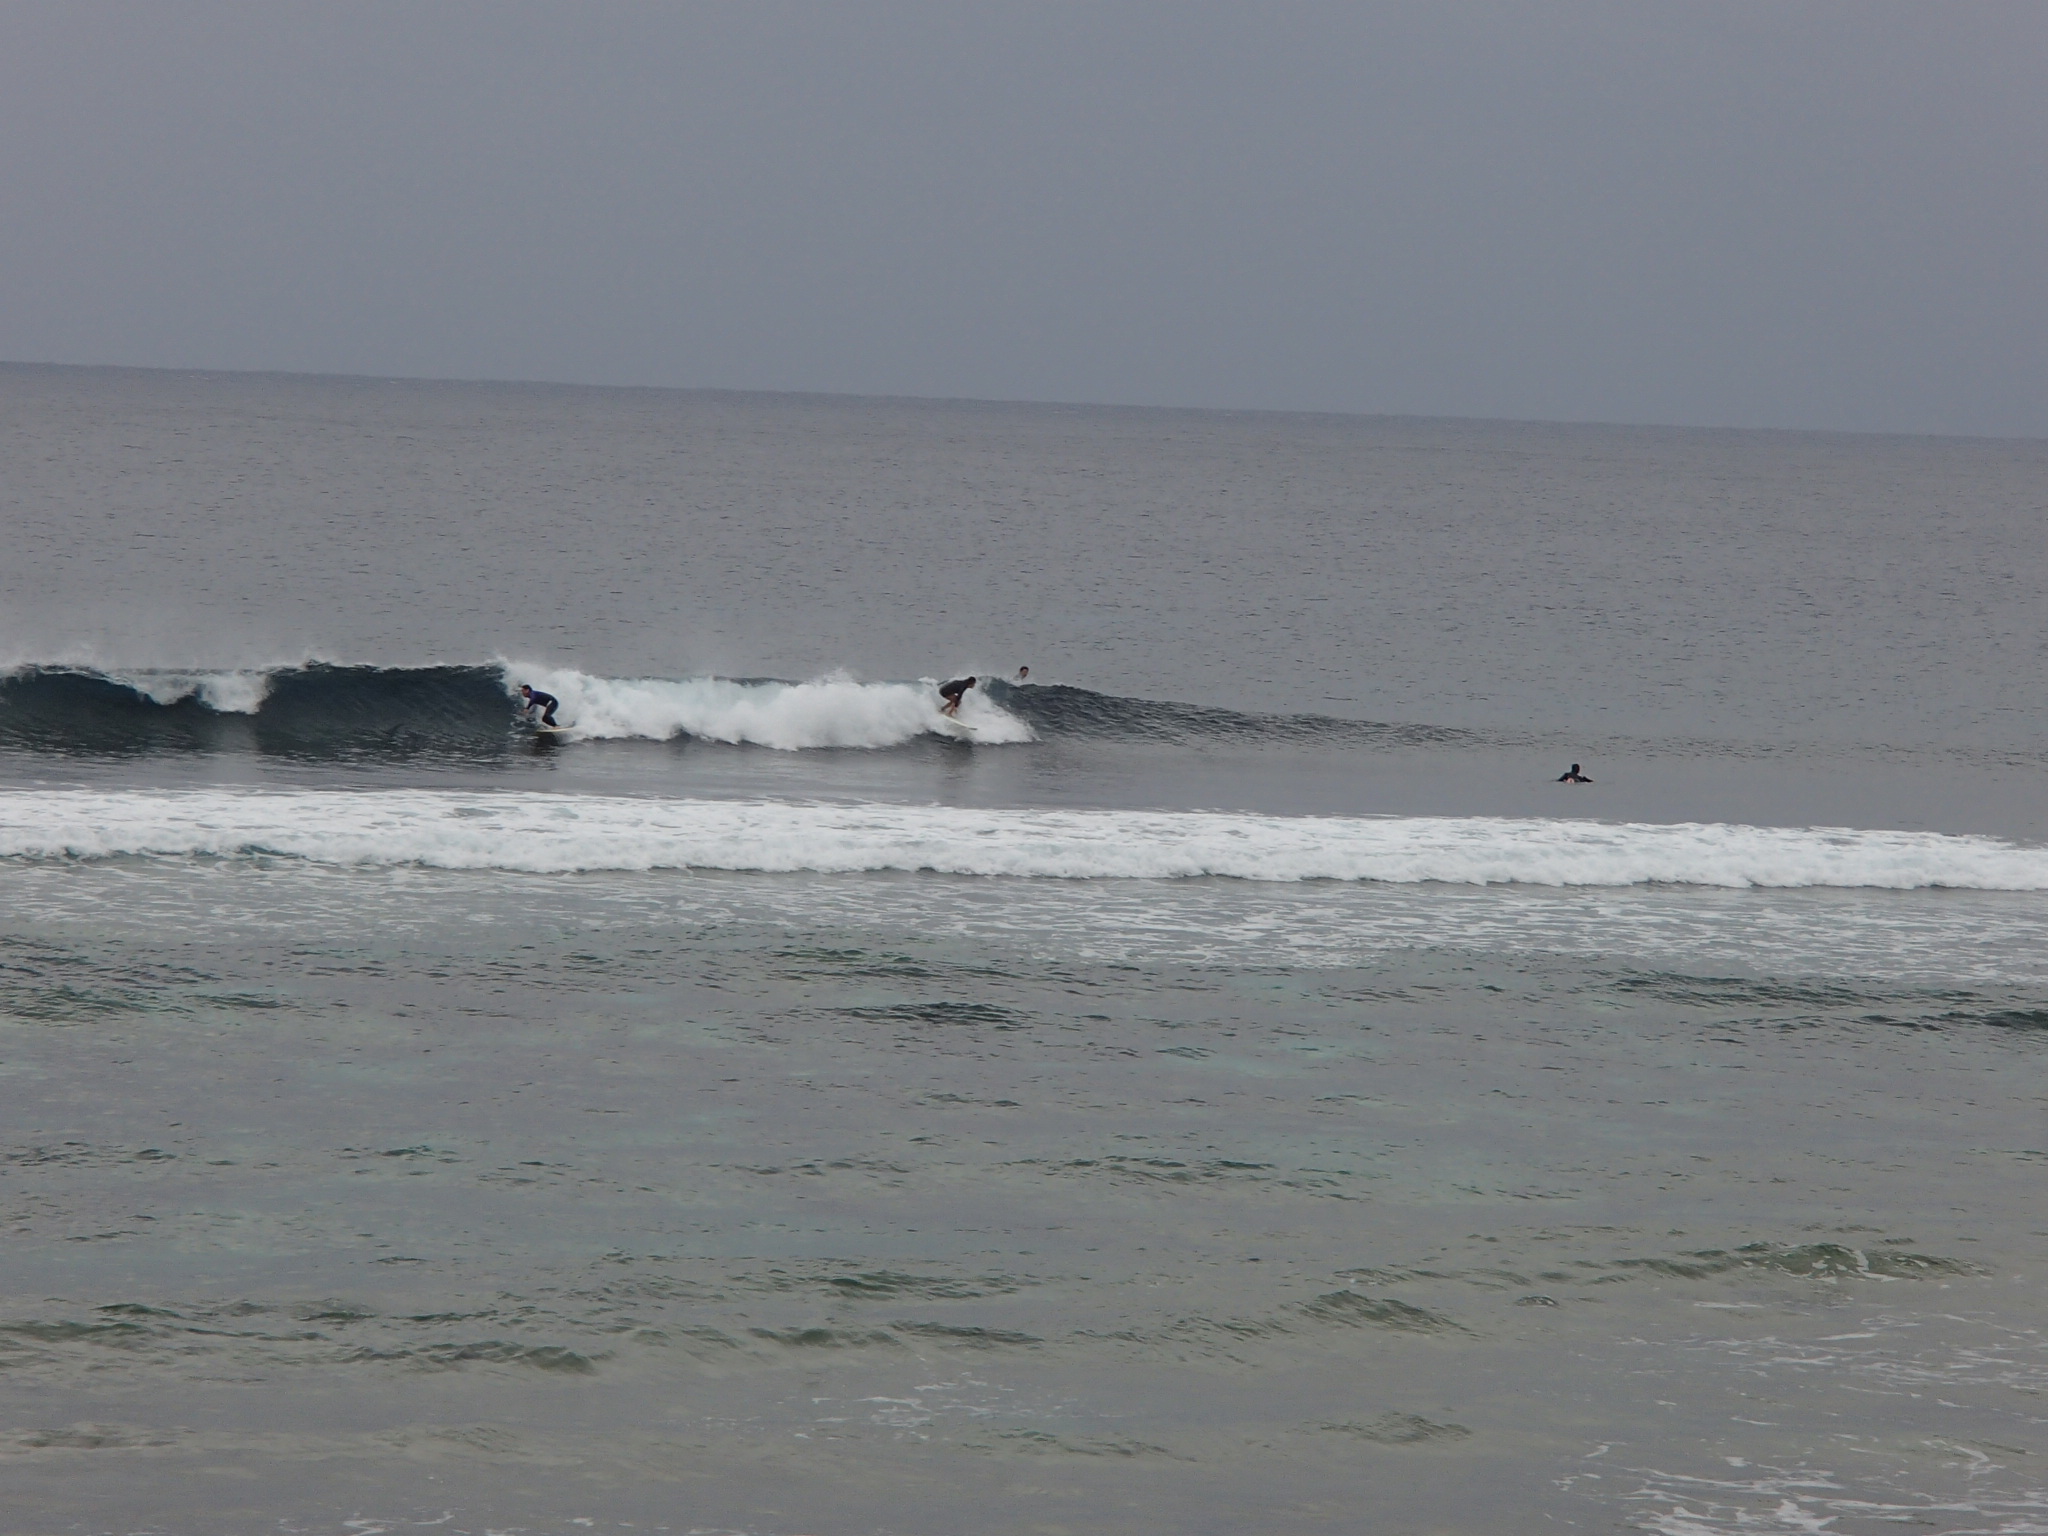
[6,362,2046,746]
[0,365,2044,1535]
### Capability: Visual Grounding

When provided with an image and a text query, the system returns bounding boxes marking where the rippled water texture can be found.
[0,868,2042,1534]
[0,369,2043,1534]
[5,363,2047,747]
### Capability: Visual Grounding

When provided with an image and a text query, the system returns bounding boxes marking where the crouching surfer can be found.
[518,684,561,728]
[938,676,976,717]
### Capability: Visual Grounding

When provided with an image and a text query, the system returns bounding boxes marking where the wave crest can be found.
[101,670,274,714]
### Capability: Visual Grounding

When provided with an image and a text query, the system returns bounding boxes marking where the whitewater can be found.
[509,664,1036,746]
[7,787,2045,887]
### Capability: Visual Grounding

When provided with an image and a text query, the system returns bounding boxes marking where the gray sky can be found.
[3,1,2043,435]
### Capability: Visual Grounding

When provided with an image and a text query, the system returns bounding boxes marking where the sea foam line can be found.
[2,790,2044,888]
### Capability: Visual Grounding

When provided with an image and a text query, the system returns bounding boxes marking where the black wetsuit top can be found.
[938,677,973,701]
[524,690,560,722]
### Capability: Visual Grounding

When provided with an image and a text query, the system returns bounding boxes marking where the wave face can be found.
[0,664,1033,756]
[0,664,514,758]
[4,789,2044,888]
[986,682,1469,747]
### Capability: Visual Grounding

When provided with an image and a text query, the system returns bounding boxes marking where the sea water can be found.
[0,363,2044,1535]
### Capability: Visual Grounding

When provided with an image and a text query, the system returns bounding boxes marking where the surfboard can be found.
[529,723,568,735]
[935,717,976,738]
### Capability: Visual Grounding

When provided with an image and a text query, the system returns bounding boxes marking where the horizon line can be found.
[1,357,2035,447]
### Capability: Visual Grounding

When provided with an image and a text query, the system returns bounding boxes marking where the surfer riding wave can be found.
[518,684,561,728]
[938,676,976,717]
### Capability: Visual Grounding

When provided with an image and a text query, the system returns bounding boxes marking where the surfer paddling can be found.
[1557,762,1592,784]
[937,676,976,717]
[518,684,561,728]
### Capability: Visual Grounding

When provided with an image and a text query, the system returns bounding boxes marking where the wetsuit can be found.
[524,690,560,727]
[938,677,973,704]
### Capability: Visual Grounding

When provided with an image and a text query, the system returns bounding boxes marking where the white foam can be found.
[101,670,274,713]
[3,789,2045,889]
[500,665,1034,748]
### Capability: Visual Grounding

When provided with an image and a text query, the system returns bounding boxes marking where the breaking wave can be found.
[3,789,2044,888]
[0,662,1033,755]
[508,664,1034,748]
[0,659,1508,760]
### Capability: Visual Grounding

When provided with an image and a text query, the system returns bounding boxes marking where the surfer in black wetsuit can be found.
[1557,763,1592,784]
[518,684,560,727]
[938,676,976,717]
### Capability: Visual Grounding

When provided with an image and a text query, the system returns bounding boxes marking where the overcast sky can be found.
[3,1,2042,435]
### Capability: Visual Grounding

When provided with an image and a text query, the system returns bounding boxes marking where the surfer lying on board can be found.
[938,676,976,717]
[1557,763,1592,784]
[518,684,561,728]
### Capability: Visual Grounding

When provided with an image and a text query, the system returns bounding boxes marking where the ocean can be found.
[1,362,2044,1536]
